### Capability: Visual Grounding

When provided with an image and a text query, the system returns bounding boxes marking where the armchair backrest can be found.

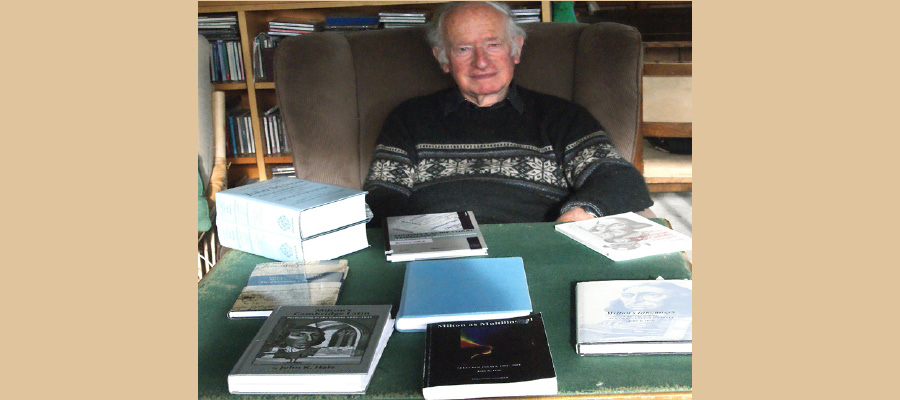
[275,22,643,190]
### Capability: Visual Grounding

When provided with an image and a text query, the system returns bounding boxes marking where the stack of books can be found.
[555,212,692,261]
[271,165,295,178]
[267,18,323,36]
[262,105,289,155]
[228,260,350,319]
[384,211,488,262]
[378,10,428,29]
[511,7,542,23]
[575,279,692,355]
[324,14,380,31]
[215,177,370,262]
[395,257,533,332]
[226,108,255,156]
[199,14,239,40]
[228,305,395,394]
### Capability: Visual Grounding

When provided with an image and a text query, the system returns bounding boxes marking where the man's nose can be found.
[473,47,489,69]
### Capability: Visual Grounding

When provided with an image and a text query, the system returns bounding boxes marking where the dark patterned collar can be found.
[443,82,525,115]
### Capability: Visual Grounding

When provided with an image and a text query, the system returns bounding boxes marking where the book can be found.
[395,257,533,332]
[423,313,557,400]
[217,220,368,262]
[228,305,394,394]
[215,177,367,239]
[325,15,380,26]
[228,260,350,319]
[384,211,488,262]
[554,212,692,261]
[575,279,692,355]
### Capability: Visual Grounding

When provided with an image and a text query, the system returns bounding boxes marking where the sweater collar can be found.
[443,82,524,115]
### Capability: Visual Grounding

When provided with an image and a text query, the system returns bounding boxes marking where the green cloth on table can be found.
[198,171,211,232]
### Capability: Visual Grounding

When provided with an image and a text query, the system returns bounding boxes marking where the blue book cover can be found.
[325,15,380,25]
[395,257,533,332]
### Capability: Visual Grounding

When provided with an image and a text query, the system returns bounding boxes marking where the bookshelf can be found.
[199,1,553,184]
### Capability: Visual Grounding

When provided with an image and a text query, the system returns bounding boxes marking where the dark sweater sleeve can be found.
[362,109,417,227]
[558,108,653,217]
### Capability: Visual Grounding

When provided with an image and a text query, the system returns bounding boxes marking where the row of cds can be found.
[511,7,542,23]
[225,106,289,157]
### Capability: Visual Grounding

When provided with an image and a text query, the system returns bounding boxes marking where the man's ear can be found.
[432,47,451,73]
[513,36,525,64]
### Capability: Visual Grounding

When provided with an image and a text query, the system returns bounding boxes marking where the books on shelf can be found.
[575,279,692,355]
[226,108,254,156]
[378,10,428,28]
[252,33,280,82]
[228,260,350,319]
[228,305,395,394]
[267,17,324,36]
[216,177,368,239]
[395,257,533,332]
[384,211,487,262]
[217,220,368,262]
[208,39,244,82]
[262,105,289,155]
[423,313,557,400]
[271,165,295,178]
[325,14,380,31]
[199,14,239,40]
[555,212,692,261]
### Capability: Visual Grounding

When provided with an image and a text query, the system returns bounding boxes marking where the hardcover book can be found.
[217,220,368,262]
[215,177,367,239]
[423,313,557,400]
[575,279,692,355]
[228,260,350,319]
[555,212,692,261]
[384,211,488,262]
[228,305,394,394]
[395,257,532,332]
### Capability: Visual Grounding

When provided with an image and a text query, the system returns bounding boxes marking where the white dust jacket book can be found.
[555,212,691,261]
[228,260,349,319]
[575,280,692,355]
[228,305,394,394]
[384,211,487,262]
[215,177,367,239]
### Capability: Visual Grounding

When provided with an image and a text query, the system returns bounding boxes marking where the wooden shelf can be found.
[213,82,247,90]
[641,139,691,192]
[642,122,691,138]
[254,82,276,89]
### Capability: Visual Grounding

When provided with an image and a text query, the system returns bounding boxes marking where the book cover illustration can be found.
[385,211,487,262]
[577,280,692,349]
[228,260,349,319]
[555,212,691,261]
[424,314,557,399]
[253,314,374,365]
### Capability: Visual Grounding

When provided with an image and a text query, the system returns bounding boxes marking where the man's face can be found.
[621,286,668,311]
[436,4,523,106]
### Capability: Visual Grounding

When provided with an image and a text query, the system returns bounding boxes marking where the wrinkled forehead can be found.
[443,3,509,44]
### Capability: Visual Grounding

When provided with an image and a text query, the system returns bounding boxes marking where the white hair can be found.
[426,1,527,65]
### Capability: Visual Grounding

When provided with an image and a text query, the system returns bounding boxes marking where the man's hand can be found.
[556,206,597,222]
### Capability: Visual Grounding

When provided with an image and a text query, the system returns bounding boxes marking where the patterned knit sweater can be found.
[363,84,652,225]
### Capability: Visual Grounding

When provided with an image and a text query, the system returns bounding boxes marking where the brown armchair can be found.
[274,22,644,191]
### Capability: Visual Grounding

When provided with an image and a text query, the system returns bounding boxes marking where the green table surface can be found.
[199,221,693,399]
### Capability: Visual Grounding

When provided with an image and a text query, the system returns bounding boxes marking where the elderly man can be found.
[363,1,652,225]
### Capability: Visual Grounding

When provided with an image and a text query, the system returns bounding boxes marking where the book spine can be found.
[216,221,304,261]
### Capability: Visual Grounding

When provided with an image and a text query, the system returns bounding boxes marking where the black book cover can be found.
[424,313,556,390]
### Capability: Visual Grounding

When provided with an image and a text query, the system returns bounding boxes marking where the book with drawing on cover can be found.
[215,177,367,239]
[395,257,532,332]
[555,212,692,261]
[228,260,350,319]
[228,305,394,394]
[217,219,368,262]
[384,211,487,262]
[423,313,557,400]
[576,279,692,355]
